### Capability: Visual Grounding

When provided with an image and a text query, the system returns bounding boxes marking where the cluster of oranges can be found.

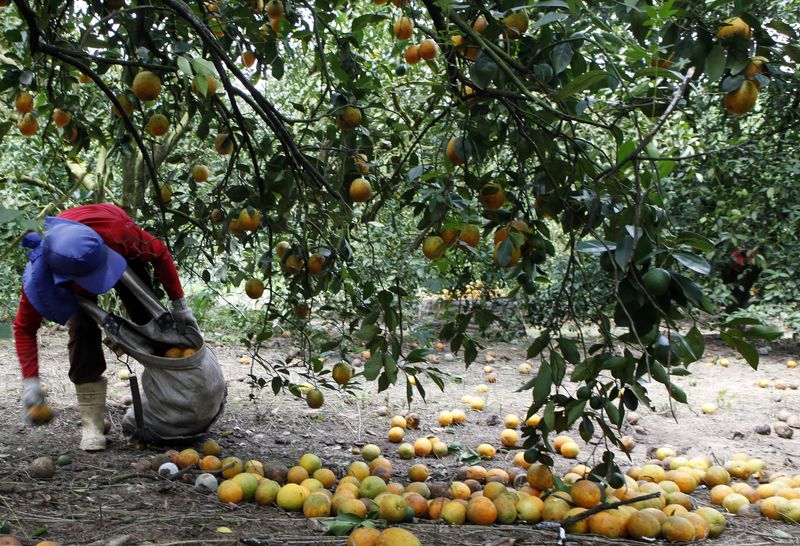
[423,189,541,270]
[717,17,768,116]
[161,441,422,544]
[167,434,800,543]
[227,206,261,235]
[403,39,439,65]
[438,280,504,302]
[163,346,197,358]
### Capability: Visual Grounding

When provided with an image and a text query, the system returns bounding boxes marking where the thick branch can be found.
[597,67,695,183]
[160,0,347,208]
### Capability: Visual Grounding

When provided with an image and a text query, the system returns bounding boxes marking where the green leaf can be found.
[527,332,550,359]
[405,348,429,363]
[351,13,387,32]
[721,332,759,369]
[551,351,566,385]
[558,337,580,365]
[673,251,710,275]
[743,325,783,341]
[705,43,726,82]
[533,360,552,405]
[464,339,477,367]
[566,399,586,426]
[0,207,22,224]
[632,67,684,82]
[555,70,610,100]
[193,74,208,97]
[551,42,573,75]
[177,56,192,76]
[383,353,398,384]
[650,361,669,384]
[190,58,216,76]
[605,401,621,426]
[532,12,569,30]
[320,514,369,536]
[675,231,715,252]
[363,351,382,381]
[575,239,616,254]
[768,21,797,39]
[543,401,555,430]
[356,324,379,341]
[667,383,687,404]
[685,327,705,361]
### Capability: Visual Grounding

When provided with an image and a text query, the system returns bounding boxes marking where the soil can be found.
[1,328,799,545]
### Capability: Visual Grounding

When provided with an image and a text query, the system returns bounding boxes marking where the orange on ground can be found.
[217,479,244,504]
[466,496,497,525]
[571,479,602,508]
[588,509,626,538]
[661,515,696,542]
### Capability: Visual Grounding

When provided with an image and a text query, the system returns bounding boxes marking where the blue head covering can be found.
[21,217,126,324]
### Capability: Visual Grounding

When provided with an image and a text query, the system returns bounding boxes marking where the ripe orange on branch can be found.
[349,178,372,202]
[192,164,210,182]
[422,236,445,260]
[215,133,235,155]
[418,38,439,60]
[245,278,264,299]
[17,113,38,136]
[724,80,758,115]
[15,92,34,113]
[446,137,467,165]
[337,105,362,130]
[242,51,256,68]
[266,0,283,17]
[502,10,529,39]
[283,254,304,275]
[307,252,326,275]
[393,16,413,40]
[479,183,506,210]
[52,109,70,127]
[404,44,420,65]
[717,16,751,40]
[147,113,169,136]
[131,70,162,101]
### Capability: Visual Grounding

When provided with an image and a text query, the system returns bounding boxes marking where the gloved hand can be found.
[171,298,203,348]
[22,377,46,424]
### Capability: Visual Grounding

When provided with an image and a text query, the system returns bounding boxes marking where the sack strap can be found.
[129,374,145,438]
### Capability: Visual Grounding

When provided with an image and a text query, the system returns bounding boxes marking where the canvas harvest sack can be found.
[79,270,226,442]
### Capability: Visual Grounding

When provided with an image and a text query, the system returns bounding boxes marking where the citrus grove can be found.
[0,0,799,542]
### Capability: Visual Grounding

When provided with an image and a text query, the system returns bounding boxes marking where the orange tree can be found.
[0,0,795,481]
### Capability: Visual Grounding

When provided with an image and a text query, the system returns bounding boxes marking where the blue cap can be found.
[21,217,127,324]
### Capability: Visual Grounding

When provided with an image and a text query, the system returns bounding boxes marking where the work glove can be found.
[22,377,46,425]
[171,298,204,348]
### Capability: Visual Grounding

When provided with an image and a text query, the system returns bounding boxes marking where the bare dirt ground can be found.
[1,328,799,545]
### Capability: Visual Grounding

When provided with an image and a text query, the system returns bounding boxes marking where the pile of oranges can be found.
[438,280,504,302]
[115,431,800,545]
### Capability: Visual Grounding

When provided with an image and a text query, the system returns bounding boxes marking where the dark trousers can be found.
[67,259,154,384]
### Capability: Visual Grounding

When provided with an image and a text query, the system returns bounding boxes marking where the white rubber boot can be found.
[75,378,107,451]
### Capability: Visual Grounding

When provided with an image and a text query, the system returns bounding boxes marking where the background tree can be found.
[0,0,796,482]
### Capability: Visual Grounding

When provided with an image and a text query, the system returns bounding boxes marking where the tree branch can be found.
[597,67,695,183]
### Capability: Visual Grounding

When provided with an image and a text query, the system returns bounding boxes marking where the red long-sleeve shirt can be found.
[14,204,184,378]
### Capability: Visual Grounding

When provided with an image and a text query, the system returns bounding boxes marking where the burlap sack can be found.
[79,271,226,442]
